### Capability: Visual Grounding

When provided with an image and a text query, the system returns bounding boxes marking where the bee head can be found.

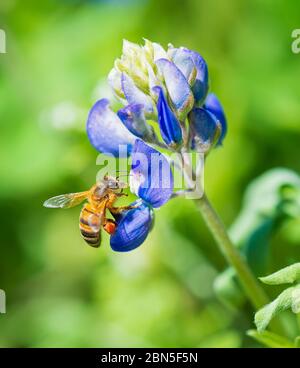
[102,175,128,190]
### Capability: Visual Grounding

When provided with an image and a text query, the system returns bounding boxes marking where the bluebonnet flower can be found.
[110,139,173,251]
[87,98,136,156]
[86,39,228,251]
[152,86,182,147]
[117,103,157,143]
[204,93,227,145]
[188,108,222,152]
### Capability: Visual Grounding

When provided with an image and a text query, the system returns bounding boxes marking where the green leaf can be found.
[260,263,300,285]
[229,169,300,275]
[213,268,246,310]
[255,285,300,332]
[295,336,300,348]
[244,217,274,276]
[247,330,295,348]
[230,168,300,248]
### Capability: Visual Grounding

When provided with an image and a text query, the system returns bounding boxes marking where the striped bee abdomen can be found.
[79,203,101,247]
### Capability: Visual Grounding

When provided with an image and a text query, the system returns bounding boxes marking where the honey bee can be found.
[43,175,134,248]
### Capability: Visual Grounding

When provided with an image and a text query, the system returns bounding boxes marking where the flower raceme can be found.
[86,39,228,251]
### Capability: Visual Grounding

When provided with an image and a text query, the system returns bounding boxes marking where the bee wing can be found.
[43,191,89,209]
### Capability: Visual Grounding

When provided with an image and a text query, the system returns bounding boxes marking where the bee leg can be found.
[109,205,137,215]
[103,219,117,235]
[116,190,128,197]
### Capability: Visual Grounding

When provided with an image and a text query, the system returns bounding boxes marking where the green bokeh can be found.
[0,0,300,347]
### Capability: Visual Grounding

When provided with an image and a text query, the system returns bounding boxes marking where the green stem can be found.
[195,194,269,310]
[194,194,291,338]
[180,153,288,336]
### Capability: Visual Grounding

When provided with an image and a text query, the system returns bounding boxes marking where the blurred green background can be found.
[0,0,300,347]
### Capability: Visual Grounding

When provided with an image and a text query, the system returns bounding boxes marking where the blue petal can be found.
[86,99,136,157]
[130,139,173,208]
[121,73,156,118]
[204,93,227,145]
[155,58,194,121]
[110,201,153,252]
[189,108,220,149]
[117,104,148,139]
[153,86,182,146]
[169,47,197,85]
[185,50,209,105]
